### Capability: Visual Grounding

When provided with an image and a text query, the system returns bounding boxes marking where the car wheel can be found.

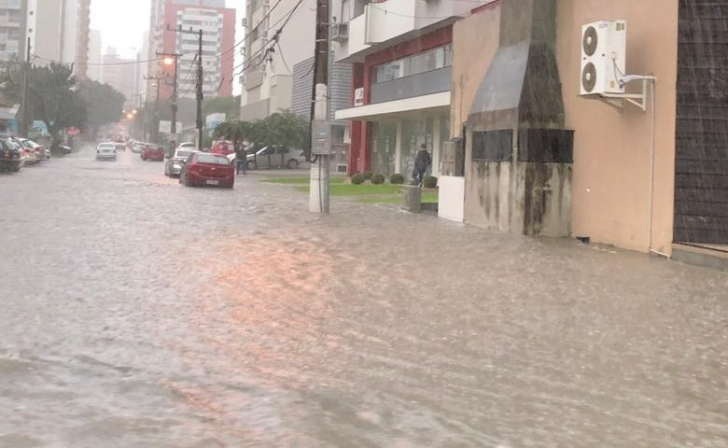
[287,159,299,169]
[247,160,256,170]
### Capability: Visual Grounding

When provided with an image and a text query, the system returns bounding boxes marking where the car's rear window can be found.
[197,154,230,165]
[176,150,194,159]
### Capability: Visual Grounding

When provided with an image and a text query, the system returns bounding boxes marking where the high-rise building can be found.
[148,0,236,101]
[27,0,91,79]
[0,0,29,62]
[239,0,316,121]
[101,48,137,108]
[87,30,102,82]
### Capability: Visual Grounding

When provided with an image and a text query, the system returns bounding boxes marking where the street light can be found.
[163,57,175,66]
[132,109,138,115]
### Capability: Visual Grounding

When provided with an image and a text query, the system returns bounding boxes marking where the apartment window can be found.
[353,0,369,18]
[374,44,452,83]
[340,0,350,21]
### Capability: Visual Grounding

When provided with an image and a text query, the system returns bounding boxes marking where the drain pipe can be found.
[645,78,667,257]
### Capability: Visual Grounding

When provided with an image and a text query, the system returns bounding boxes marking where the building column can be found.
[432,116,441,177]
[394,120,403,174]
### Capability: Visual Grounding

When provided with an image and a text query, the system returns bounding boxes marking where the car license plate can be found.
[206,180,219,185]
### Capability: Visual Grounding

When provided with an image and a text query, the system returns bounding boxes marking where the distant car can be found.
[165,148,197,177]
[179,152,234,188]
[0,136,24,172]
[141,144,165,161]
[176,142,195,151]
[96,143,117,161]
[210,140,234,156]
[246,146,306,170]
[114,143,126,152]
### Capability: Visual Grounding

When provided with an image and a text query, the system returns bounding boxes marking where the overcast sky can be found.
[90,0,244,92]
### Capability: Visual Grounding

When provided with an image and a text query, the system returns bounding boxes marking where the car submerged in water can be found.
[164,148,197,178]
[179,152,234,188]
[0,136,25,172]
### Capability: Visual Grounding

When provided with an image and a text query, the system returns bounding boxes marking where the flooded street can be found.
[1,146,728,447]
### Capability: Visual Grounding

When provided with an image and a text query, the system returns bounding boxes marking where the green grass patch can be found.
[264,176,346,185]
[295,183,404,196]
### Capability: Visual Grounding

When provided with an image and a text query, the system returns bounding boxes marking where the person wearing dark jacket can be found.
[413,143,431,186]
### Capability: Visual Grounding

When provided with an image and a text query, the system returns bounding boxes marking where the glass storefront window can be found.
[373,44,453,84]
[372,122,397,177]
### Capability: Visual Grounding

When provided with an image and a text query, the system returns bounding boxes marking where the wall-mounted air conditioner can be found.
[580,20,627,96]
[331,22,349,43]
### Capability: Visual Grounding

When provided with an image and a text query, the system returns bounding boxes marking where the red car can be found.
[141,144,165,161]
[210,140,234,156]
[179,153,234,188]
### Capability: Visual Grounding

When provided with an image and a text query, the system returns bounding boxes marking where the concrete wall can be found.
[452,0,679,253]
[557,0,678,254]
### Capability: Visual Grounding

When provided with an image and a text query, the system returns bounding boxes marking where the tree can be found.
[213,119,252,150]
[78,80,125,139]
[1,62,87,150]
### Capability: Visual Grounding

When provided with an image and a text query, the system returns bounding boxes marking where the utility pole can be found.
[144,74,163,143]
[166,25,205,151]
[20,37,31,138]
[309,0,330,213]
[157,51,181,155]
[196,29,204,152]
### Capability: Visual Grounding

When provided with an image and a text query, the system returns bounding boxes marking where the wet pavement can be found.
[1,146,728,447]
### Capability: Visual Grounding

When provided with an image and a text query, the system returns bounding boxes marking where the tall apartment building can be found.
[148,0,236,101]
[102,48,138,107]
[87,30,102,82]
[26,0,91,79]
[239,0,316,121]
[0,0,29,62]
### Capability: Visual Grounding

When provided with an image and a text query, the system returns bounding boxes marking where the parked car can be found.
[18,138,48,162]
[210,140,234,156]
[141,144,165,161]
[176,142,195,151]
[114,142,126,152]
[130,141,145,153]
[179,153,234,188]
[246,146,306,170]
[0,136,24,172]
[165,148,197,177]
[96,142,117,161]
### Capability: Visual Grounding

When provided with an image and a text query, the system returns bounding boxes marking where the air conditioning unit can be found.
[580,20,627,96]
[331,22,349,43]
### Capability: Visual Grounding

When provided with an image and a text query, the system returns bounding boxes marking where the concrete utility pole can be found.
[157,51,181,154]
[144,74,163,143]
[20,37,31,138]
[168,26,205,151]
[309,0,331,213]
[196,28,204,152]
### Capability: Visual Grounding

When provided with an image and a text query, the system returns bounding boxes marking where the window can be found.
[373,44,453,84]
[341,0,350,22]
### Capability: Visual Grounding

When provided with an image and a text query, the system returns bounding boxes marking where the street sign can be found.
[159,121,183,134]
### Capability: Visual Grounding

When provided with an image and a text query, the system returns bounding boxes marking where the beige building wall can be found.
[451,0,679,254]
[450,3,501,140]
[557,0,678,254]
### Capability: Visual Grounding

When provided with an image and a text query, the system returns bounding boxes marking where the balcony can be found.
[336,0,486,63]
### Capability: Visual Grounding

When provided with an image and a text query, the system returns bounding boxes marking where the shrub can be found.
[423,175,438,189]
[351,173,365,185]
[389,173,405,184]
[362,171,373,180]
[371,173,385,185]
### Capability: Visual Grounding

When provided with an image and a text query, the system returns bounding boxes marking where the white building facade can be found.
[239,0,316,121]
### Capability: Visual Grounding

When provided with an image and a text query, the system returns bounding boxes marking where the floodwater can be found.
[1,147,727,447]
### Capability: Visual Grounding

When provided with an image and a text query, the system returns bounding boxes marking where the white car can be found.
[96,143,117,161]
